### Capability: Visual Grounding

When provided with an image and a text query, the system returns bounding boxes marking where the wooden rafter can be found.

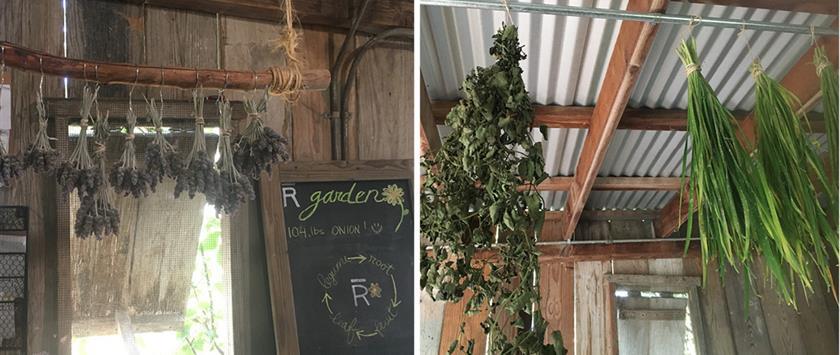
[554,0,668,241]
[655,35,839,238]
[431,100,824,132]
[520,176,682,191]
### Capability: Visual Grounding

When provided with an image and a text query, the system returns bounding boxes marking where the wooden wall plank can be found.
[438,289,488,355]
[220,15,289,353]
[291,30,332,161]
[0,1,64,352]
[354,40,413,160]
[419,292,446,355]
[683,259,737,355]
[575,260,609,355]
[722,267,774,355]
[539,262,574,353]
[143,7,218,100]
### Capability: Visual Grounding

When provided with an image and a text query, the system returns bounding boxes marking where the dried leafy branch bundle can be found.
[110,108,152,197]
[23,80,60,173]
[143,97,182,190]
[234,91,290,179]
[214,98,255,214]
[420,24,565,355]
[56,86,101,196]
[174,91,220,200]
[751,61,837,302]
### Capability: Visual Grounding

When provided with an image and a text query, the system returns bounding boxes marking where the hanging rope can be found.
[270,0,305,100]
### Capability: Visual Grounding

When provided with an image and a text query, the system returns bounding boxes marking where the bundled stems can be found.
[214,97,255,214]
[143,96,182,189]
[814,45,839,206]
[234,90,290,179]
[751,60,837,301]
[421,24,565,355]
[56,85,101,197]
[174,90,220,200]
[24,75,60,173]
[110,106,152,197]
[678,39,803,306]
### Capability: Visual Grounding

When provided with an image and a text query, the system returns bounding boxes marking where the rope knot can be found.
[816,61,829,76]
[684,63,701,76]
[195,116,205,126]
[749,61,763,79]
[125,133,135,141]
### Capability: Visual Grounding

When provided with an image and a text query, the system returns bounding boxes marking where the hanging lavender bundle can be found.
[215,98,255,214]
[234,90,290,179]
[0,132,22,187]
[174,90,220,200]
[23,77,60,173]
[56,86,102,196]
[110,108,151,197]
[76,131,120,238]
[143,97,182,190]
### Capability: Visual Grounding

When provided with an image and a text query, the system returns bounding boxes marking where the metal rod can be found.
[424,237,699,249]
[420,0,839,36]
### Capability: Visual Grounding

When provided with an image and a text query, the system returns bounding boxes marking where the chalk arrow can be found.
[356,330,378,338]
[347,254,367,263]
[322,292,334,314]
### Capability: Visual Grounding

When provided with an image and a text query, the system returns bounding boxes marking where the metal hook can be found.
[194,67,200,88]
[83,63,88,82]
[94,64,100,83]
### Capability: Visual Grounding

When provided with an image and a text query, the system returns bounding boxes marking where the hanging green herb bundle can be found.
[56,86,102,196]
[234,90,290,179]
[23,76,60,173]
[110,108,152,198]
[750,60,837,299]
[143,97,182,190]
[678,39,800,304]
[421,24,565,355]
[814,45,838,199]
[174,90,220,200]
[214,98,255,214]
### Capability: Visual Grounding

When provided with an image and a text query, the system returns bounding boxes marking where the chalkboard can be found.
[282,179,413,354]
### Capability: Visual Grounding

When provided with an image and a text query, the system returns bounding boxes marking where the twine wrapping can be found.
[269,0,305,100]
[684,63,701,76]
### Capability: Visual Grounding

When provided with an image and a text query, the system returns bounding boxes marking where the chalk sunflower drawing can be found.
[381,184,409,232]
[369,282,382,298]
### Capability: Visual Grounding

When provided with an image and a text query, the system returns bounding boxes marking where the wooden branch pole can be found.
[0,41,330,92]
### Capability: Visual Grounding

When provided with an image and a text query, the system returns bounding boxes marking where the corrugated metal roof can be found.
[423,1,835,211]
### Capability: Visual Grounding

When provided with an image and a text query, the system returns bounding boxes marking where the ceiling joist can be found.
[555,0,669,241]
[431,100,824,132]
[520,176,682,191]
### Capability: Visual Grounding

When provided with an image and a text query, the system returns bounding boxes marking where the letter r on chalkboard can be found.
[282,186,300,208]
[351,279,370,307]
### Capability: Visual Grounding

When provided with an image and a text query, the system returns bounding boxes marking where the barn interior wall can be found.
[0,0,413,352]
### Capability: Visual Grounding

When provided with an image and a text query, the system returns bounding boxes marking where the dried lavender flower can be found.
[110,108,152,198]
[74,194,120,239]
[234,90,290,179]
[56,86,101,196]
[23,78,61,173]
[214,98,255,214]
[0,146,22,187]
[174,90,220,200]
[143,97,182,189]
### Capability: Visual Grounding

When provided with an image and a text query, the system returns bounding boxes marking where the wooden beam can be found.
[538,240,700,262]
[432,100,824,132]
[521,176,682,191]
[0,41,331,92]
[105,0,412,34]
[655,34,839,238]
[277,159,412,182]
[557,0,668,241]
[420,75,442,154]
